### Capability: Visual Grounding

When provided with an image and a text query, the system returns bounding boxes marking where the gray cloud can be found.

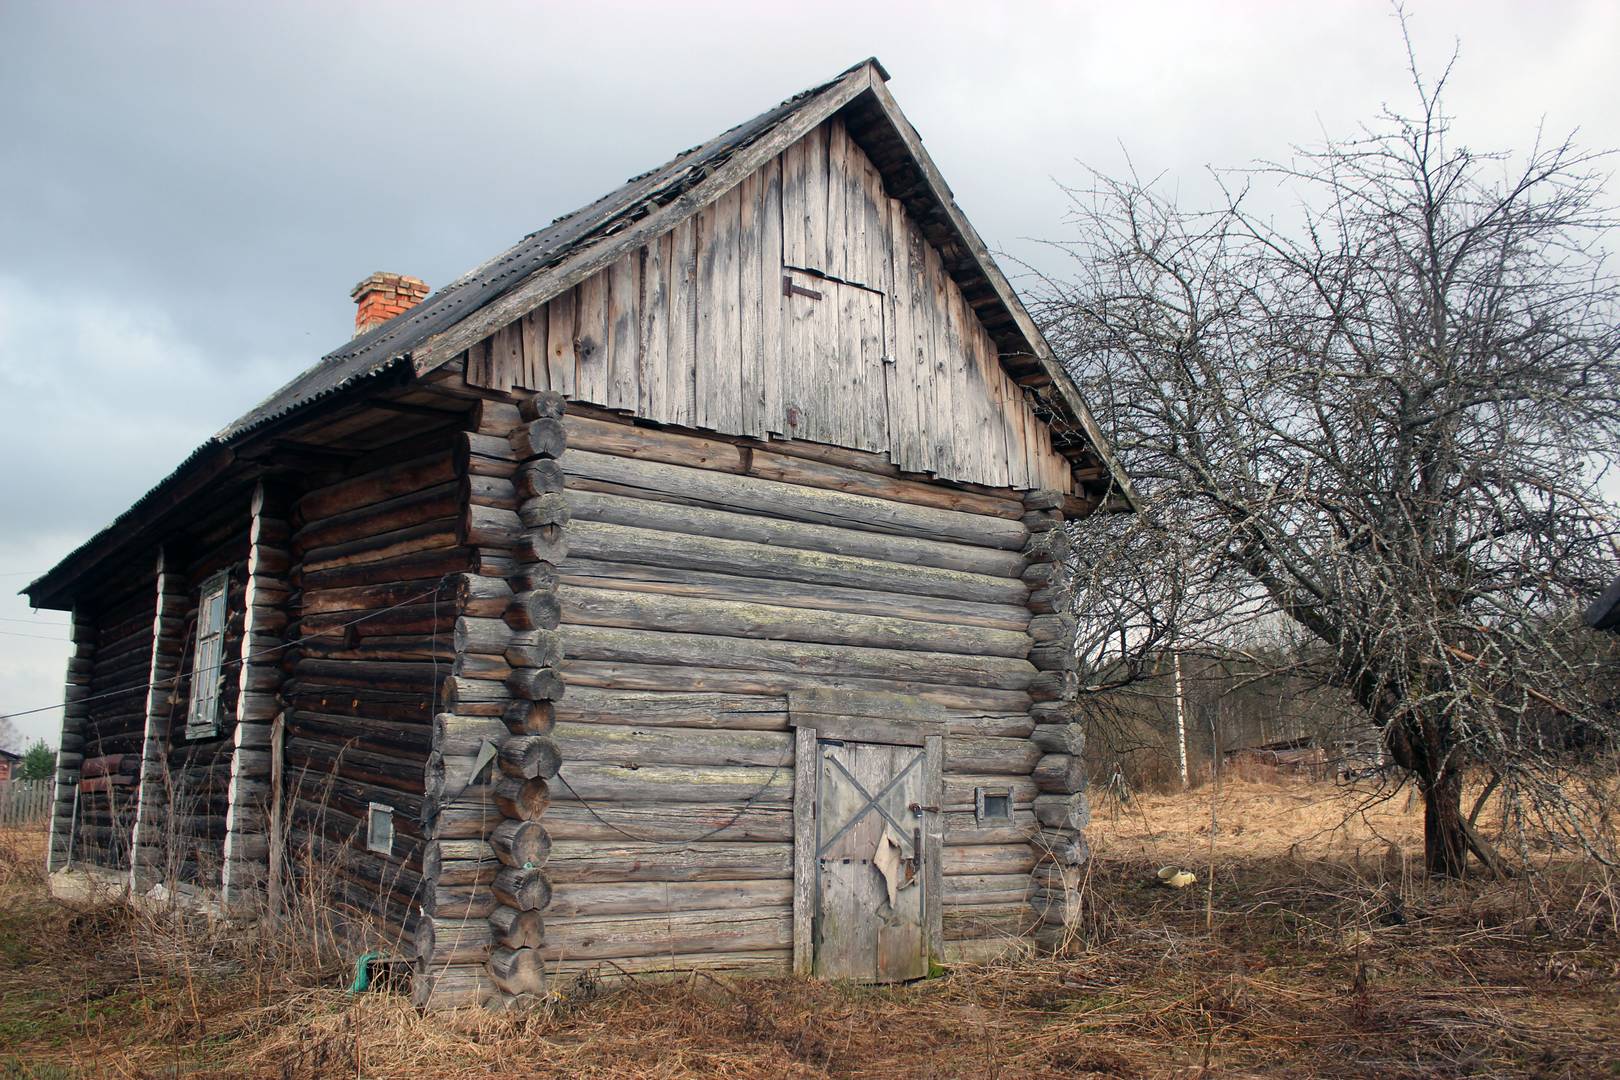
[2,0,1616,743]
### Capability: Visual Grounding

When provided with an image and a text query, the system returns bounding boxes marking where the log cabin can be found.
[24,58,1134,1007]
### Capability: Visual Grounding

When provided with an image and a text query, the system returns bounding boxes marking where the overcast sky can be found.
[2,0,1617,747]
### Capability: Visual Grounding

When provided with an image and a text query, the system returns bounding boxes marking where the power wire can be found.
[0,575,455,720]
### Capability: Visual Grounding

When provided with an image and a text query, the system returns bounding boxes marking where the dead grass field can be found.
[3,779,1617,1079]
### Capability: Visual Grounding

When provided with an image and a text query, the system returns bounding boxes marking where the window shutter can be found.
[185,571,230,739]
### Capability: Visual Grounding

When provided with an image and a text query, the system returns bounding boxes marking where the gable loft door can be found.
[791,692,944,982]
[780,267,888,453]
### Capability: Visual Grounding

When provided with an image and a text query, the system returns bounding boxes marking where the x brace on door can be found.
[817,747,923,860]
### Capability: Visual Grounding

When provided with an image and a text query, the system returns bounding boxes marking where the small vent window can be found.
[185,571,230,739]
[975,787,1012,825]
[367,803,395,855]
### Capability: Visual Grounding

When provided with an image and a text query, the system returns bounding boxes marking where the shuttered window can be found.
[185,572,229,739]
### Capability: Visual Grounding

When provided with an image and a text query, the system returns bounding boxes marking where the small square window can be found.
[367,803,395,855]
[975,787,1012,825]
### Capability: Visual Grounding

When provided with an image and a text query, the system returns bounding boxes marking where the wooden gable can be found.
[462,117,1073,493]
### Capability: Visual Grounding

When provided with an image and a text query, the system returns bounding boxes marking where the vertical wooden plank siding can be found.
[605,253,640,412]
[546,288,578,397]
[461,121,1074,493]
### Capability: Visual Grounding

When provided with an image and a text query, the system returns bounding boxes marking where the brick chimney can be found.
[350,272,430,336]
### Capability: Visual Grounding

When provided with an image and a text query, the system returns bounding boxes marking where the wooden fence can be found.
[0,780,52,828]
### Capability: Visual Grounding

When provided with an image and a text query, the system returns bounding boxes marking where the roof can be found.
[224,60,879,441]
[27,57,1134,610]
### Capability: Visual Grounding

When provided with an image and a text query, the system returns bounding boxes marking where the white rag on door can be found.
[872,827,917,909]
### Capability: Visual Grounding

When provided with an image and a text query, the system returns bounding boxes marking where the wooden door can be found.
[809,737,937,981]
[779,267,888,453]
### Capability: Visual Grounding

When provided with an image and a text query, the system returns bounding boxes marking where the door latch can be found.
[908,802,939,816]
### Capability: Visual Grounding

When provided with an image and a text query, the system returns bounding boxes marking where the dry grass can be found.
[3,780,1618,1079]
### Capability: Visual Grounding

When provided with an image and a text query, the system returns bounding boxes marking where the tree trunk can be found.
[1421,767,1468,878]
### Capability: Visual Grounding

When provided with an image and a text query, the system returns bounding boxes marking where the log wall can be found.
[47,608,96,872]
[157,514,251,886]
[70,570,158,870]
[281,428,470,940]
[538,407,1043,977]
[459,116,1073,493]
[129,551,187,891]
[222,482,292,905]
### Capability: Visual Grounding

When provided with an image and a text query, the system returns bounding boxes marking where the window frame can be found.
[366,803,395,855]
[974,786,1012,826]
[184,570,231,740]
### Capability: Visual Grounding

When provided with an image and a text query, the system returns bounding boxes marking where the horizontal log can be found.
[551,762,790,805]
[519,493,571,529]
[550,722,790,768]
[1029,670,1079,702]
[943,844,1039,877]
[492,866,552,911]
[566,626,1034,691]
[1033,829,1089,866]
[504,700,556,736]
[538,907,790,962]
[559,586,1029,658]
[561,558,1027,633]
[496,735,561,780]
[490,819,551,868]
[493,776,550,821]
[1032,754,1086,794]
[1029,645,1078,672]
[541,801,791,843]
[297,547,473,593]
[944,775,1039,809]
[943,735,1042,775]
[553,689,785,731]
[294,482,461,552]
[466,474,516,511]
[563,450,1027,549]
[300,519,461,574]
[516,530,568,566]
[412,964,495,1010]
[506,667,564,702]
[505,590,561,631]
[519,391,565,421]
[416,916,492,966]
[489,905,545,949]
[454,617,559,660]
[561,659,1032,715]
[567,489,1024,581]
[489,946,547,996]
[435,713,509,757]
[1032,792,1090,832]
[516,458,566,500]
[295,452,456,525]
[544,879,793,918]
[563,415,1024,519]
[943,873,1035,905]
[294,577,459,618]
[463,504,523,549]
[510,417,566,460]
[566,518,1025,607]
[545,841,792,883]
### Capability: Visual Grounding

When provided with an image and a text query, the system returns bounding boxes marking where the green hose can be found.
[349,950,388,994]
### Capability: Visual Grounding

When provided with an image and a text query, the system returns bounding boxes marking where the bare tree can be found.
[1038,36,1620,875]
